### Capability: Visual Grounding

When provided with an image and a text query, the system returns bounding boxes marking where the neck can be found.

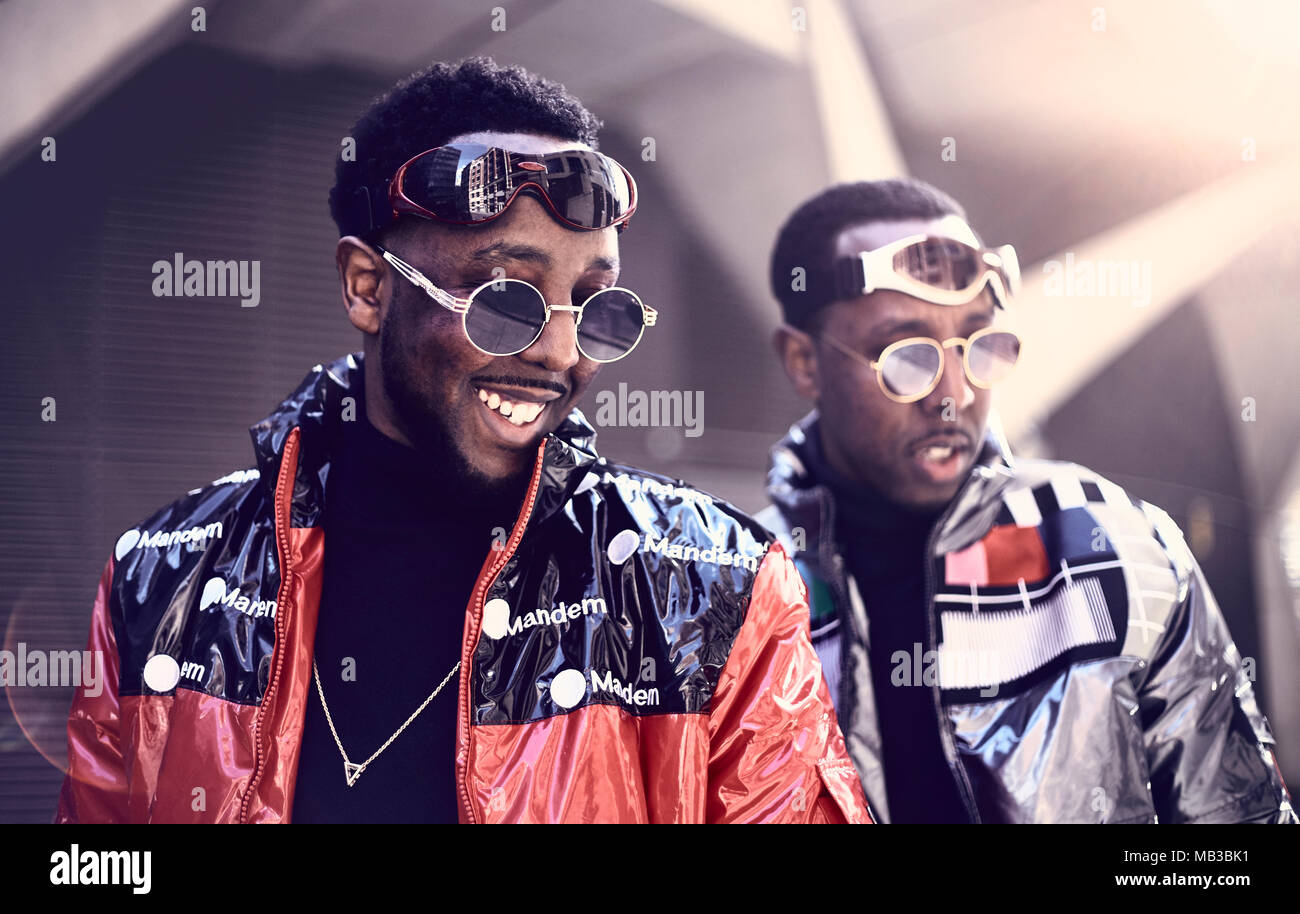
[352,361,531,516]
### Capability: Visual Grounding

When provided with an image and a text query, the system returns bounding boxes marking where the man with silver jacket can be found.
[758,178,1295,823]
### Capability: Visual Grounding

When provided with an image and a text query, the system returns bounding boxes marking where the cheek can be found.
[418,320,490,394]
[969,388,994,424]
[569,362,601,400]
[823,366,887,426]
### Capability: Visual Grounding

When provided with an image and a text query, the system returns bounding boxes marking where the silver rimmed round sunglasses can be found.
[374,245,656,363]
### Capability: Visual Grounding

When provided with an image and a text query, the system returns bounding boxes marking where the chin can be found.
[895,480,962,512]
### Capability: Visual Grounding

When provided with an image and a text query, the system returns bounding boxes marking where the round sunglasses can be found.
[821,327,1022,403]
[375,246,656,363]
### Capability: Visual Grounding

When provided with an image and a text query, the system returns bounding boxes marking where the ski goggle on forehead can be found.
[387,144,637,232]
[834,234,1021,307]
[373,245,656,363]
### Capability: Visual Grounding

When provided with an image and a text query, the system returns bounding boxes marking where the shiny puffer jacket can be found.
[55,354,870,824]
[758,411,1295,824]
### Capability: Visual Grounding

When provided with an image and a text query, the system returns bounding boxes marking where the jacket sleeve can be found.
[705,542,873,823]
[54,554,130,823]
[1136,510,1296,824]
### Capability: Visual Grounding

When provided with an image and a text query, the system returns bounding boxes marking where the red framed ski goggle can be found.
[340,144,638,237]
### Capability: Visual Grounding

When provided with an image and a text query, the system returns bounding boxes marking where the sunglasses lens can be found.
[881,342,942,399]
[464,280,547,355]
[576,289,646,362]
[967,331,1020,385]
[400,145,632,228]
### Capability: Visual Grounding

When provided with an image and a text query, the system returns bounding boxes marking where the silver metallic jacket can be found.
[757,411,1296,823]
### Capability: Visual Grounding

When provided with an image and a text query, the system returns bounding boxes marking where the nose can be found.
[519,298,581,372]
[922,341,974,415]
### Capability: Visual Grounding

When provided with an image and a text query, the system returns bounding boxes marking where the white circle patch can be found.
[143,654,181,692]
[481,598,510,640]
[606,529,640,566]
[114,529,141,561]
[550,668,587,709]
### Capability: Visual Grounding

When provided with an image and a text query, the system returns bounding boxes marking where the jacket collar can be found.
[248,351,600,527]
[765,408,1015,565]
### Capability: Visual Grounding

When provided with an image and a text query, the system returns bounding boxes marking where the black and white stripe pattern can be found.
[937,576,1116,689]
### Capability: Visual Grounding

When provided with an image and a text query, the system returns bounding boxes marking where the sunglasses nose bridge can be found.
[910,337,973,406]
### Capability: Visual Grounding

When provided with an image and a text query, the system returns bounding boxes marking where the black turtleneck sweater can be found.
[291,377,521,823]
[806,428,970,823]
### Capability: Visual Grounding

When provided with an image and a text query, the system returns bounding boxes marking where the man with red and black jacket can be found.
[55,57,869,824]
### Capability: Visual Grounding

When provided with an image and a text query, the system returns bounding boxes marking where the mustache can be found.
[905,426,976,452]
[472,374,569,396]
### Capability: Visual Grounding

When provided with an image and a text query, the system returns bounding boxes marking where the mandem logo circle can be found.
[481,598,510,640]
[114,529,141,560]
[606,529,639,566]
[143,654,181,692]
[550,668,587,709]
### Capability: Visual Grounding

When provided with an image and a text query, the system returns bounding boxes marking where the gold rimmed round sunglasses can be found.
[820,326,1022,403]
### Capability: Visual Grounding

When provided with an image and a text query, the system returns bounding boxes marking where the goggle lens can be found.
[891,237,1017,294]
[893,238,982,289]
[399,144,634,229]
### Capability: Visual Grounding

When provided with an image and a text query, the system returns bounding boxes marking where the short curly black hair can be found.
[770,179,969,330]
[329,56,603,238]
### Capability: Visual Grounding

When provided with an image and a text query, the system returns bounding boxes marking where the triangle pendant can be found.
[344,760,365,787]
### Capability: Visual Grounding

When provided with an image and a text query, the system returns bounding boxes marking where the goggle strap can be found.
[833,255,870,299]
[338,184,393,238]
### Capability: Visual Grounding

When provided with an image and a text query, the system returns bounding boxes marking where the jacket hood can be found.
[247,351,600,528]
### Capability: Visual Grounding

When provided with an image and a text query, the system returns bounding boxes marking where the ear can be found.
[336,236,387,335]
[773,323,821,402]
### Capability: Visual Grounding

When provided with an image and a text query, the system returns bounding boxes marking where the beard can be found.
[377,294,530,511]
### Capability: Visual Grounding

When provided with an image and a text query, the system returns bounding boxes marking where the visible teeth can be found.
[922,445,954,461]
[476,388,544,426]
[509,403,541,425]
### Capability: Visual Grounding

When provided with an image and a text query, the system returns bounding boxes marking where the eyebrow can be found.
[468,241,618,273]
[869,319,931,340]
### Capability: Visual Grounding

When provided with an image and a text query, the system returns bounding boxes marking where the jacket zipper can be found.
[922,482,981,823]
[238,426,301,824]
[456,440,549,824]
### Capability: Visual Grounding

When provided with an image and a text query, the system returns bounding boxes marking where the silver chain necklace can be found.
[311,658,461,787]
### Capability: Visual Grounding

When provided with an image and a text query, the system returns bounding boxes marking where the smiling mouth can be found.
[475,386,549,427]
